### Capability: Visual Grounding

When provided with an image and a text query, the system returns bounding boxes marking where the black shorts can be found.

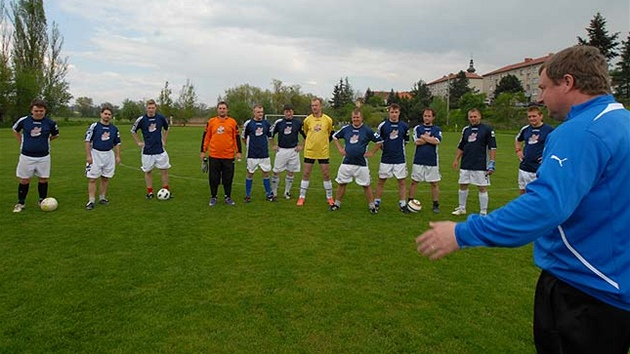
[303,158,329,164]
[534,270,630,354]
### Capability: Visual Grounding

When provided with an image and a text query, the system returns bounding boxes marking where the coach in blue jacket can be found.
[416,45,630,354]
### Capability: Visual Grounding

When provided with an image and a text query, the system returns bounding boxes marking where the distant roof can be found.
[427,72,483,85]
[482,54,554,76]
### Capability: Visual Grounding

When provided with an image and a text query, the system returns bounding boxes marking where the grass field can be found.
[0,123,539,353]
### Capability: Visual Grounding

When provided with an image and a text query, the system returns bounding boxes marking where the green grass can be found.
[0,123,538,353]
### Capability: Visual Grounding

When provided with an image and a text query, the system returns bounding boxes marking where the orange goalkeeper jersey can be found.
[202,116,240,159]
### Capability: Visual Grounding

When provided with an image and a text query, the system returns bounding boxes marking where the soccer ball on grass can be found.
[156,188,171,200]
[407,199,422,213]
[40,197,58,212]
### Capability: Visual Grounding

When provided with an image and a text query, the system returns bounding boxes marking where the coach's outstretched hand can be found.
[416,221,460,260]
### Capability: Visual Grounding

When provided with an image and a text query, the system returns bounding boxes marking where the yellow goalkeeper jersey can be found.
[302,114,333,159]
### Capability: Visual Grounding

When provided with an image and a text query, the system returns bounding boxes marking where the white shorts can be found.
[16,154,51,179]
[273,148,301,173]
[87,149,116,179]
[335,164,371,186]
[378,163,408,179]
[247,157,272,173]
[141,151,171,172]
[458,169,490,186]
[411,164,441,183]
[518,169,537,190]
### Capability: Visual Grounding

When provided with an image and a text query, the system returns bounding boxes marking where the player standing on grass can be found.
[515,106,554,194]
[270,104,305,200]
[417,45,630,354]
[131,99,171,200]
[408,108,442,213]
[11,99,59,213]
[329,108,382,214]
[451,108,496,216]
[84,105,121,210]
[242,104,274,202]
[200,101,242,206]
[297,98,335,206]
[374,103,410,213]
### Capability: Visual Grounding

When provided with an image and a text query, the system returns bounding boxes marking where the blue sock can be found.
[263,178,271,195]
[245,178,253,196]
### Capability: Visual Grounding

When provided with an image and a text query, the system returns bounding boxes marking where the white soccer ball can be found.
[40,197,58,211]
[407,199,422,213]
[156,188,171,200]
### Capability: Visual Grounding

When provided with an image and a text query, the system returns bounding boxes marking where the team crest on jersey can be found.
[283,126,292,135]
[389,129,399,140]
[350,134,359,144]
[528,134,539,145]
[255,126,264,136]
[30,126,42,137]
[217,126,225,134]
[314,124,322,132]
[149,123,157,132]
[468,132,478,142]
[101,131,111,141]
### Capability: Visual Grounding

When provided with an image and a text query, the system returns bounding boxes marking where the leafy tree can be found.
[612,33,630,101]
[158,81,174,119]
[458,92,487,119]
[410,80,432,109]
[75,96,95,117]
[386,89,399,106]
[364,88,374,105]
[407,80,433,123]
[329,77,353,110]
[10,0,71,116]
[448,70,471,109]
[270,79,311,114]
[41,22,71,114]
[0,0,13,122]
[342,77,354,105]
[489,92,525,124]
[494,74,524,97]
[577,12,620,62]
[118,98,144,121]
[175,79,197,125]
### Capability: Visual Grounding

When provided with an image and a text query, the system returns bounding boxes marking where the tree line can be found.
[0,0,72,122]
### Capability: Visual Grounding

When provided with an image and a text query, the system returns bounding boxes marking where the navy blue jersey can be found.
[242,119,272,158]
[271,118,305,148]
[377,119,409,164]
[457,123,497,171]
[12,115,59,157]
[85,122,121,151]
[131,114,169,155]
[412,124,442,166]
[516,123,554,173]
[333,124,382,166]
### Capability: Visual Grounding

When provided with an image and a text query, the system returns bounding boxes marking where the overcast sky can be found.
[45,1,629,108]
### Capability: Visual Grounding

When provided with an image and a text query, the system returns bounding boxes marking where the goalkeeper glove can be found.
[486,160,495,174]
[201,157,209,173]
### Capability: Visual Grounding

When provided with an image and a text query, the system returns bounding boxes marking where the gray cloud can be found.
[50,0,629,106]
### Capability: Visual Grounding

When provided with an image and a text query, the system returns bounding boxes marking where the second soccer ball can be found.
[156,188,171,200]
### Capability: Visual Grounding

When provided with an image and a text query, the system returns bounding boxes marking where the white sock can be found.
[300,180,309,198]
[324,180,333,199]
[271,176,279,195]
[479,191,488,212]
[458,190,468,210]
[285,176,294,194]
